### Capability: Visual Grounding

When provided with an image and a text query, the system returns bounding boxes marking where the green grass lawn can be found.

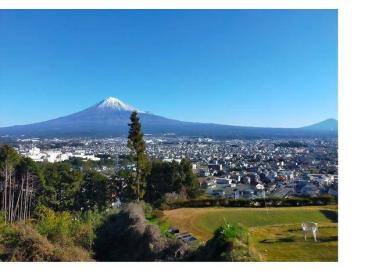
[164,206,337,240]
[249,224,338,261]
[163,206,338,261]
[194,207,336,235]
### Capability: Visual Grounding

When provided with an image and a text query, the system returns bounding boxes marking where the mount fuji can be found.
[0,97,337,138]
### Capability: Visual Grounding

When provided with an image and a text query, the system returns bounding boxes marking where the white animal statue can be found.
[301,222,319,242]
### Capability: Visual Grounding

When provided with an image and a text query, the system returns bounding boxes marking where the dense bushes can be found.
[0,218,92,261]
[93,202,188,261]
[166,196,335,209]
[0,222,58,261]
[188,223,253,261]
[36,206,74,244]
[35,205,102,251]
[0,206,105,261]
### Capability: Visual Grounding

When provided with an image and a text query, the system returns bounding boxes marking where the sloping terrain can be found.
[163,206,338,261]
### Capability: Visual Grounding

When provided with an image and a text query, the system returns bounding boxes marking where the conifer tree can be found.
[127,111,149,201]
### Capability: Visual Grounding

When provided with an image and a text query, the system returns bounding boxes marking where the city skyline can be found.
[0,10,337,128]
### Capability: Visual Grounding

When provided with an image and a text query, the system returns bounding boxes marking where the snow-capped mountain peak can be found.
[97,97,142,112]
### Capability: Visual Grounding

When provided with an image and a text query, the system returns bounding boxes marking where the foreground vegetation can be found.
[0,208,100,261]
[1,203,338,261]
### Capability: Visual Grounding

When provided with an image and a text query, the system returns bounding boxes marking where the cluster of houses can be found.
[194,138,338,200]
[19,146,100,163]
[200,170,338,199]
[12,137,338,201]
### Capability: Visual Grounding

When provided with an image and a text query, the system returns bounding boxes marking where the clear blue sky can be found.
[0,10,337,128]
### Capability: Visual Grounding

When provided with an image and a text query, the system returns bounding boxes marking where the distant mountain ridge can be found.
[0,97,338,138]
[301,118,338,131]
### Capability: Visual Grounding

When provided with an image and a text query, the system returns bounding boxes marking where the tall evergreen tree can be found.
[127,111,149,201]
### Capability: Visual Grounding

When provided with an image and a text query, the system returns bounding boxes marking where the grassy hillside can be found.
[163,206,338,261]
[163,206,337,240]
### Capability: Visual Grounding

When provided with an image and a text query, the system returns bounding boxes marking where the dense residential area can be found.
[3,136,338,201]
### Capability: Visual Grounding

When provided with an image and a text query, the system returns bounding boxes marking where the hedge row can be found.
[166,196,335,209]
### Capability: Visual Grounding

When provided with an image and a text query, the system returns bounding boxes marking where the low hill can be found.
[301,118,338,131]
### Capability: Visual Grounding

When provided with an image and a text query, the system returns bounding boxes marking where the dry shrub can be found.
[53,244,93,262]
[0,223,93,262]
[93,202,188,261]
[3,224,57,261]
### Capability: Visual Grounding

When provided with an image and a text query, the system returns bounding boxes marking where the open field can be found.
[163,206,338,261]
[163,206,337,240]
[249,223,337,261]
